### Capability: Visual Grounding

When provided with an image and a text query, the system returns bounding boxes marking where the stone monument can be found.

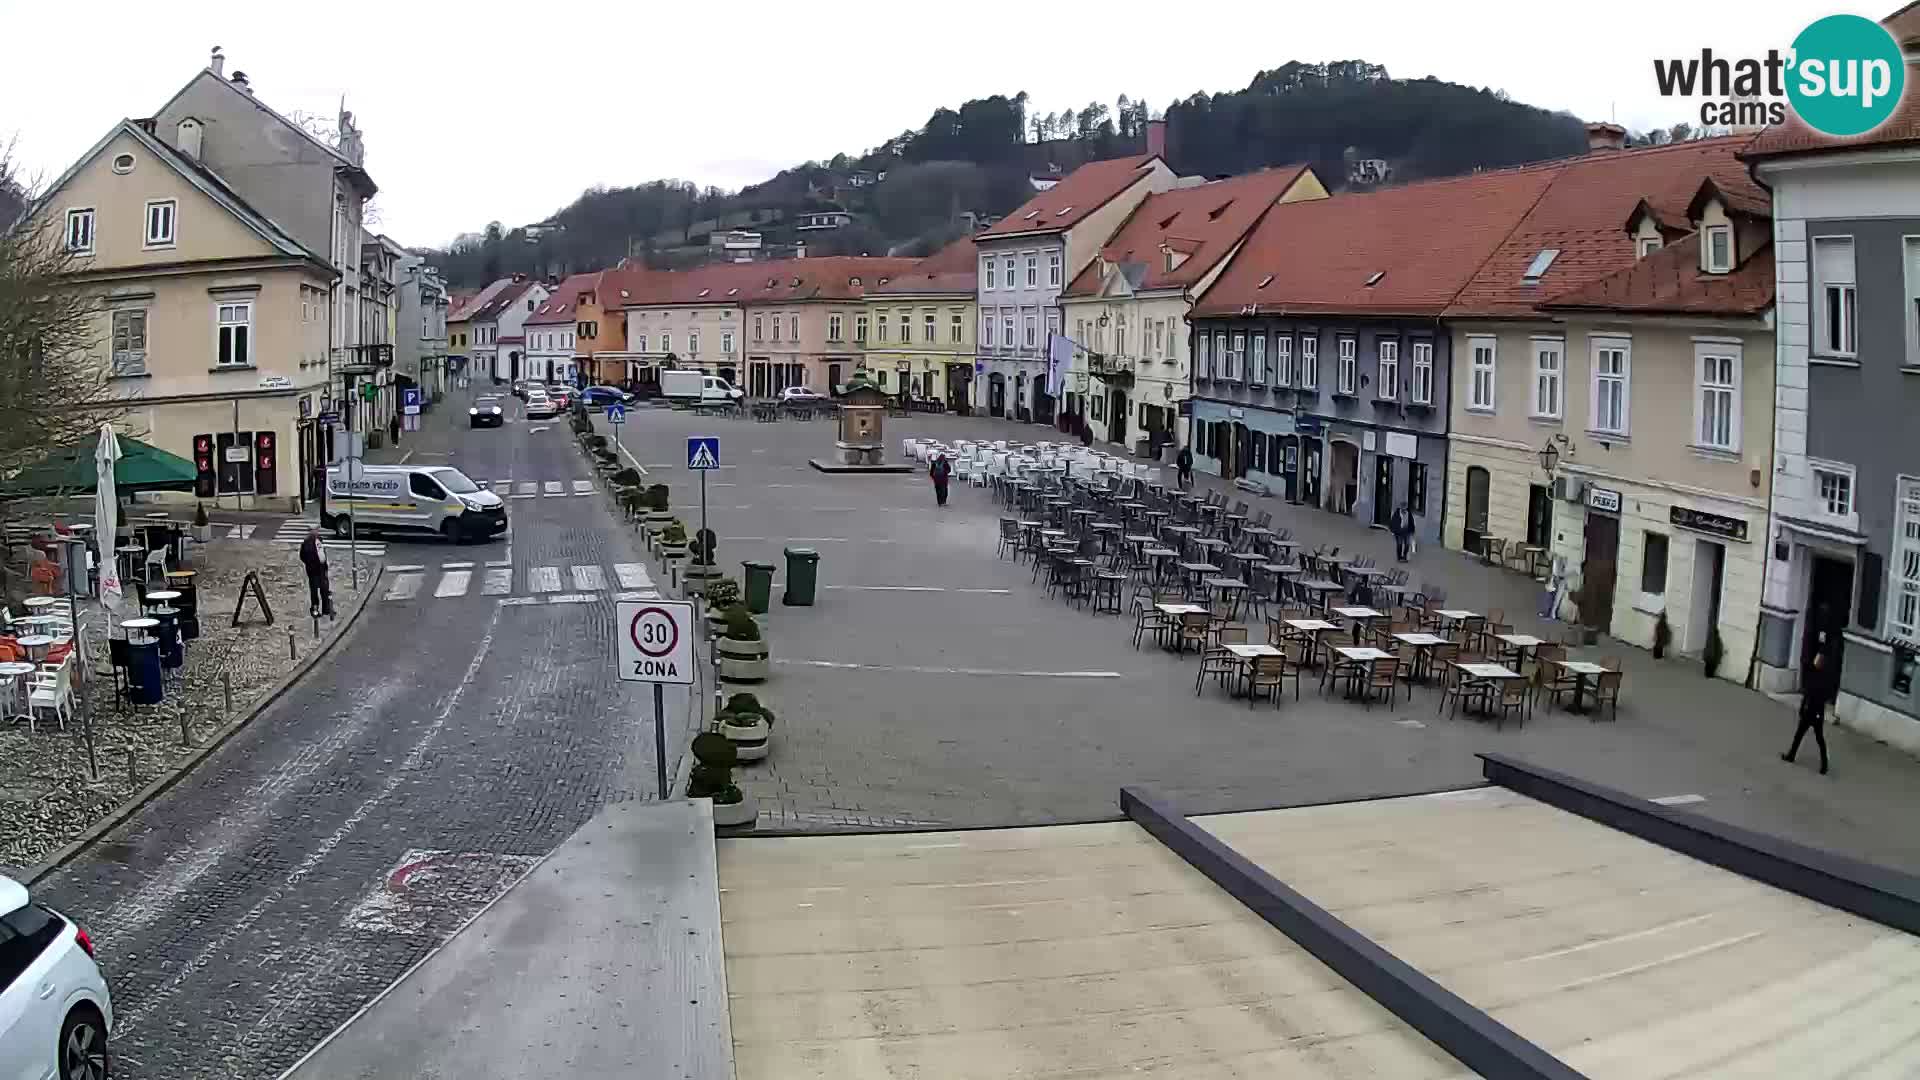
[810,363,912,473]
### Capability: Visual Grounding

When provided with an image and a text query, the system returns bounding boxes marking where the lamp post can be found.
[1538,440,1560,475]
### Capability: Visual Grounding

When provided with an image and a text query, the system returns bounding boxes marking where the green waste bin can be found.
[742,560,776,615]
[782,547,820,607]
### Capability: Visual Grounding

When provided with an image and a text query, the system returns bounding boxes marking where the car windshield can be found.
[431,469,480,494]
[477,396,501,406]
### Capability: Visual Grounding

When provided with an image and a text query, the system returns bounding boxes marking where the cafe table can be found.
[1431,609,1480,631]
[1494,633,1547,668]
[1327,645,1393,699]
[1204,577,1248,615]
[1281,618,1339,667]
[1178,562,1221,595]
[1392,632,1450,681]
[1557,660,1610,715]
[1294,578,1344,612]
[1455,661,1524,717]
[1154,602,1207,651]
[0,661,38,724]
[1222,642,1283,695]
[1332,606,1385,645]
[144,589,183,612]
[15,634,54,662]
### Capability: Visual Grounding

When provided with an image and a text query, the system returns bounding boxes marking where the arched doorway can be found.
[508,350,521,381]
[1464,465,1491,552]
[1329,439,1360,515]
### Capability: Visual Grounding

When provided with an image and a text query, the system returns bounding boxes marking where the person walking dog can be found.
[299,526,334,618]
[930,452,952,508]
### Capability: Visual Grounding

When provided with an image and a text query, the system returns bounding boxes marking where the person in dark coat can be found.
[1389,504,1415,562]
[1783,605,1840,774]
[1176,445,1194,491]
[930,453,952,507]
[389,412,402,447]
[299,527,334,618]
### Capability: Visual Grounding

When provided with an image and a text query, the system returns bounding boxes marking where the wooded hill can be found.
[425,60,1589,288]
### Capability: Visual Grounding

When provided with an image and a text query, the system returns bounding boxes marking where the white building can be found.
[468,275,549,383]
[524,272,596,384]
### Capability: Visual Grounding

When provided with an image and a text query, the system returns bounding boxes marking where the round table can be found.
[120,616,159,642]
[22,595,62,613]
[0,661,37,723]
[144,589,182,611]
[15,634,54,662]
[120,618,163,703]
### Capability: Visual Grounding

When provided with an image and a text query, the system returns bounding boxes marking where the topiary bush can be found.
[721,604,761,642]
[645,484,670,512]
[587,435,608,452]
[662,520,687,545]
[725,692,775,726]
[705,577,741,608]
[687,731,739,799]
[612,467,643,488]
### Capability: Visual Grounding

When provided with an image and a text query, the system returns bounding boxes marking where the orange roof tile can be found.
[525,272,600,325]
[1743,59,1920,159]
[1192,168,1559,318]
[870,235,979,295]
[1539,232,1774,316]
[1063,166,1313,299]
[978,155,1162,240]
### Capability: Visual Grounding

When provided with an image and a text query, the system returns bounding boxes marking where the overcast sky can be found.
[3,0,1820,250]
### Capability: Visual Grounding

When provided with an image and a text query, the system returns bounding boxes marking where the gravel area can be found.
[0,539,375,873]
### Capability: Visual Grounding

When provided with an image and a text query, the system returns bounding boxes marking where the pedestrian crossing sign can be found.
[606,403,625,424]
[687,436,721,470]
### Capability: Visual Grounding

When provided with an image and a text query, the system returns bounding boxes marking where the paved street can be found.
[31,389,696,1080]
[606,407,1920,873]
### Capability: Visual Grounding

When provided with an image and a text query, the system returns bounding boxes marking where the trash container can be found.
[742,560,776,615]
[782,547,819,607]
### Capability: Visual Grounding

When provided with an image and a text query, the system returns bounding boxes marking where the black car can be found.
[469,395,506,428]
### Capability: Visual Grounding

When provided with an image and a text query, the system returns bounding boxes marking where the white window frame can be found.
[216,300,253,367]
[65,208,95,254]
[1045,309,1060,349]
[1530,337,1563,419]
[900,309,913,344]
[770,316,781,343]
[721,330,734,354]
[1704,225,1733,273]
[1589,335,1632,436]
[753,314,764,341]
[1003,258,1017,291]
[1376,339,1399,401]
[1812,235,1857,358]
[950,311,963,343]
[1215,332,1231,380]
[876,313,888,344]
[1891,476,1920,643]
[1299,335,1319,389]
[1197,333,1212,378]
[689,330,700,355]
[1115,322,1127,359]
[660,331,673,354]
[980,312,993,347]
[925,311,936,343]
[1467,335,1497,411]
[635,333,647,353]
[1048,250,1062,287]
[789,315,799,341]
[1410,340,1433,404]
[1693,340,1742,452]
[1809,459,1858,530]
[1002,312,1014,350]
[1637,235,1663,258]
[1274,334,1293,385]
[1336,336,1357,395]
[1229,333,1245,381]
[1025,253,1038,288]
[981,257,995,290]
[855,314,868,343]
[1250,334,1266,384]
[828,314,843,341]
[143,199,177,249]
[111,307,148,376]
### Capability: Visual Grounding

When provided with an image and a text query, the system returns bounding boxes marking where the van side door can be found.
[407,472,448,532]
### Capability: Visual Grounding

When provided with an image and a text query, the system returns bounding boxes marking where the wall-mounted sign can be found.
[1587,486,1622,513]
[1670,505,1749,542]
[1228,407,1245,419]
[1361,430,1378,452]
[1383,431,1418,460]
[1294,416,1323,436]
[258,375,293,390]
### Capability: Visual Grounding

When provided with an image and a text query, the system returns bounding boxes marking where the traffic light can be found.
[193,434,216,498]
[254,430,277,496]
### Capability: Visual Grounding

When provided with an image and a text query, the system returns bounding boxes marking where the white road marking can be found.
[383,573,423,601]
[775,659,1122,679]
[570,565,606,591]
[529,425,550,433]
[484,558,512,568]
[510,493,537,500]
[224,524,257,539]
[1394,719,1427,729]
[571,480,594,496]
[1651,793,1708,806]
[386,564,426,573]
[547,593,597,604]
[613,590,661,601]
[543,481,564,496]
[497,596,540,607]
[516,482,537,496]
[612,563,652,589]
[433,570,471,598]
[442,561,475,569]
[529,566,561,593]
[481,568,513,595]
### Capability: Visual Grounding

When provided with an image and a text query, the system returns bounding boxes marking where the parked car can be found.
[468,395,505,428]
[778,386,826,407]
[511,380,532,400]
[545,385,575,410]
[580,386,631,408]
[0,874,112,1080]
[524,389,559,420]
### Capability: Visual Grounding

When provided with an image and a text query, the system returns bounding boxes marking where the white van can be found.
[322,464,508,543]
[661,370,743,406]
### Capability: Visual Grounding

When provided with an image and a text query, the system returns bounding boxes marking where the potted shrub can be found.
[684,528,721,594]
[704,578,742,635]
[716,603,769,683]
[718,691,775,762]
[688,731,756,827]
[191,502,212,543]
[659,520,689,565]
[642,485,673,544]
[587,434,608,454]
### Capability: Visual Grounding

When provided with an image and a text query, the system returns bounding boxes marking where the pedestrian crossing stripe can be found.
[377,564,659,604]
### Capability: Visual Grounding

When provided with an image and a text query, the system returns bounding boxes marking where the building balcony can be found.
[334,342,393,374]
[1090,353,1135,385]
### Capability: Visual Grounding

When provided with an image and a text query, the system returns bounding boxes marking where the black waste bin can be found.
[742,560,776,615]
[782,547,819,607]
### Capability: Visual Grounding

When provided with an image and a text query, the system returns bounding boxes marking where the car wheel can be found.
[332,515,352,540]
[59,1005,108,1080]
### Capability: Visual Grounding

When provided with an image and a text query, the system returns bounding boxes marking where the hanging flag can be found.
[1046,332,1073,396]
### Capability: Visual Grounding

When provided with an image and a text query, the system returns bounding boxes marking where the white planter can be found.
[711,791,758,827]
[722,716,771,761]
[718,636,769,683]
[191,524,212,543]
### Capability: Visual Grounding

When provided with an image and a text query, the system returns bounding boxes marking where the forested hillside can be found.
[425,60,1589,288]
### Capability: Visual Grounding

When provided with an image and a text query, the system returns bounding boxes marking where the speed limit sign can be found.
[615,600,694,684]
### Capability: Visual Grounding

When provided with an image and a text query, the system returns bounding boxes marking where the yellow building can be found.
[862,237,978,408]
[27,118,335,510]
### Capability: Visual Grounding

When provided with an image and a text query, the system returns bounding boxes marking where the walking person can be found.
[1389,503,1415,562]
[1540,552,1568,620]
[299,527,334,619]
[930,452,952,508]
[1176,444,1194,492]
[388,411,402,447]
[1783,605,1841,775]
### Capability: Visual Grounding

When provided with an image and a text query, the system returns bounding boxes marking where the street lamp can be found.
[1538,440,1560,474]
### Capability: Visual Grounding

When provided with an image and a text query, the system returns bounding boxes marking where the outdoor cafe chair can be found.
[1127,598,1169,649]
[1359,657,1402,710]
[1439,661,1491,721]
[1173,610,1211,656]
[1196,626,1248,695]
[996,518,1021,560]
[1487,677,1530,730]
[1243,654,1296,706]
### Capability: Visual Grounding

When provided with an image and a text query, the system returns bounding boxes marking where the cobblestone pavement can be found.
[29,393,698,1080]
[606,407,1920,875]
[1,540,371,873]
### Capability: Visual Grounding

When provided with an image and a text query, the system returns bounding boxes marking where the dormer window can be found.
[850,276,861,286]
[1364,271,1385,287]
[1704,225,1733,274]
[1637,235,1663,259]
[1055,206,1073,216]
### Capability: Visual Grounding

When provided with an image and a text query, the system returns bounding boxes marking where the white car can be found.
[0,875,112,1080]
[778,386,825,406]
[524,390,559,420]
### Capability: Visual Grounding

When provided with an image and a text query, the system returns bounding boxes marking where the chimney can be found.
[1146,118,1167,158]
[176,117,203,161]
[230,70,251,94]
[1586,121,1628,152]
[209,46,225,77]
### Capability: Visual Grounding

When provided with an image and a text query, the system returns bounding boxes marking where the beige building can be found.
[616,262,757,391]
[28,118,336,510]
[1448,179,1776,681]
[861,237,977,407]
[1059,166,1327,455]
[738,257,918,395]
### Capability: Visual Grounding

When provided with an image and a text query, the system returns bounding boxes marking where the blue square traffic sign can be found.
[606,403,626,424]
[687,436,721,470]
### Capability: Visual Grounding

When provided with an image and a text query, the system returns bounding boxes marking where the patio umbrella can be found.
[94,425,125,614]
[4,435,197,496]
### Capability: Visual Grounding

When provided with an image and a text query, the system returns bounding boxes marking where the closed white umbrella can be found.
[94,424,124,614]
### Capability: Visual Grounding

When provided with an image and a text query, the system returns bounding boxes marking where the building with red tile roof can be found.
[523,273,598,383]
[865,237,982,407]
[461,275,551,382]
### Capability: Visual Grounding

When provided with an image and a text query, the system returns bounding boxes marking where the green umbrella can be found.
[4,435,198,496]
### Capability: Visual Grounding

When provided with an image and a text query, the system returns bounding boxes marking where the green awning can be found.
[2,436,198,496]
